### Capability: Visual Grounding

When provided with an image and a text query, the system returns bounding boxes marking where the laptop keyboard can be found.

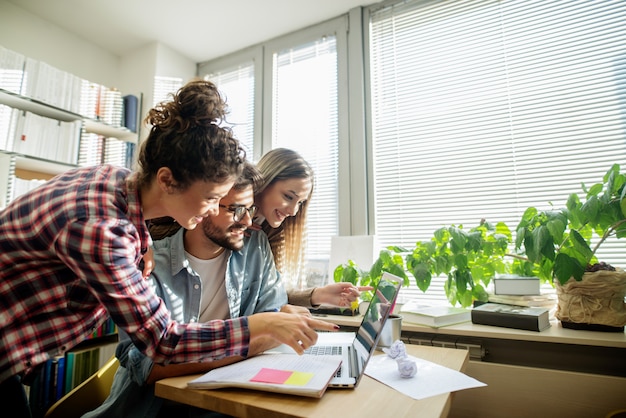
[305,345,343,377]
[305,345,342,356]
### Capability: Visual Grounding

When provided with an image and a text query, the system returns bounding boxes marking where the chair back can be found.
[44,355,119,418]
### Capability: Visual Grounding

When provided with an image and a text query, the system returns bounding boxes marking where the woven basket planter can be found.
[555,269,626,332]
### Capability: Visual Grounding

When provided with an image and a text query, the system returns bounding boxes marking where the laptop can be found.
[271,271,403,388]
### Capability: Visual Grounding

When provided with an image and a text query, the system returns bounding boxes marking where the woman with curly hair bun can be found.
[0,79,335,417]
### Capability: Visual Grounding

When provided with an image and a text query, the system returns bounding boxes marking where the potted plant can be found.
[333,247,409,313]
[334,220,515,308]
[514,164,626,331]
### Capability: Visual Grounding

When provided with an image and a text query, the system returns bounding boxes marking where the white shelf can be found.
[15,155,77,176]
[83,119,137,144]
[0,88,138,144]
[0,89,80,122]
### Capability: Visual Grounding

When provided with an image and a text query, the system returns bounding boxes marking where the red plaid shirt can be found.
[0,165,249,383]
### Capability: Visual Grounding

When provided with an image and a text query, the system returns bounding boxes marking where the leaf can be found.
[495,221,512,240]
[411,263,432,292]
[581,195,601,224]
[387,245,409,253]
[472,284,489,303]
[553,253,585,284]
[515,226,526,249]
[546,217,566,244]
[458,290,474,307]
[532,225,554,262]
[454,269,471,295]
[569,229,593,261]
[521,206,538,222]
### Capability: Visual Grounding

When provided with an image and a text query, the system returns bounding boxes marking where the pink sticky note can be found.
[250,368,293,384]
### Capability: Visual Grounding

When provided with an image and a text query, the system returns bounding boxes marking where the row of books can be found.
[399,299,553,333]
[0,106,82,164]
[0,45,124,126]
[0,106,136,167]
[78,131,136,169]
[28,319,117,418]
[398,276,555,333]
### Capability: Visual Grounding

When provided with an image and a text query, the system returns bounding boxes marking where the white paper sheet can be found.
[365,354,486,400]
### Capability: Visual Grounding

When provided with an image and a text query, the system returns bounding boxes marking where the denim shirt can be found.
[83,228,287,418]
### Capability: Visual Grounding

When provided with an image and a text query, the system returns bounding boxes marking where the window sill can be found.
[315,312,626,377]
[315,313,626,348]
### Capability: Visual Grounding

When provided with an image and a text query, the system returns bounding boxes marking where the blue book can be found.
[42,358,52,409]
[55,356,65,401]
[123,95,138,132]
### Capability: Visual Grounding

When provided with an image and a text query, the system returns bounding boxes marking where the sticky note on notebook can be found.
[250,368,313,386]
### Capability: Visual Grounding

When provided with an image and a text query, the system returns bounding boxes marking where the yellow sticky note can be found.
[284,371,314,386]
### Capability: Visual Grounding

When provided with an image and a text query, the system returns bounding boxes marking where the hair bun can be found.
[147,78,228,131]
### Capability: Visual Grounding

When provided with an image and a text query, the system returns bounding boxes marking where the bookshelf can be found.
[0,45,141,207]
[28,320,119,418]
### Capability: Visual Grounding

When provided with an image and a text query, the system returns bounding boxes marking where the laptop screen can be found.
[353,272,403,376]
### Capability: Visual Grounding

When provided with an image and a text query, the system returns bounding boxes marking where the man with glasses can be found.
[84,162,292,417]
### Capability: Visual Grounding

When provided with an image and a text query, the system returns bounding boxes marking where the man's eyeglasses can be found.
[219,204,258,222]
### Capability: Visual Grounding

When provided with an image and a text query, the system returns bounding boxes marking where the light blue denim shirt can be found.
[83,228,287,418]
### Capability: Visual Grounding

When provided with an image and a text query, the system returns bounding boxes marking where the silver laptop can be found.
[277,272,403,388]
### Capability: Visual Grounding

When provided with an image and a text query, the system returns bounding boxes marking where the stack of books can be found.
[488,275,556,308]
[471,276,554,332]
[399,300,471,328]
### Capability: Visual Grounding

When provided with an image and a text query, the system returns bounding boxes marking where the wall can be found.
[450,361,626,418]
[0,0,119,87]
[0,0,197,143]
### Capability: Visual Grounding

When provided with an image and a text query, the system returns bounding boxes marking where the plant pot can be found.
[376,314,403,350]
[555,268,626,332]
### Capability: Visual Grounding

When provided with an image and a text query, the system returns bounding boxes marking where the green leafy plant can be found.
[333,165,626,308]
[515,164,626,285]
[333,247,410,302]
[334,220,514,307]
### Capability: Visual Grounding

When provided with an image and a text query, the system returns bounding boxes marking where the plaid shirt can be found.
[0,165,249,383]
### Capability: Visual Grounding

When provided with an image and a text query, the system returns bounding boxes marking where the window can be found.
[366,0,626,301]
[201,61,256,157]
[198,19,347,289]
[152,76,183,107]
[269,36,340,288]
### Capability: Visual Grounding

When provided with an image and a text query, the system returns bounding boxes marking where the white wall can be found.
[0,0,119,87]
[0,0,197,142]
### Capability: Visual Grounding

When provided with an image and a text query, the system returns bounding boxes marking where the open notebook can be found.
[187,272,403,396]
[186,352,342,398]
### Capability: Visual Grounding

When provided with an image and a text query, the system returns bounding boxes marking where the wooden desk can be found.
[155,345,469,418]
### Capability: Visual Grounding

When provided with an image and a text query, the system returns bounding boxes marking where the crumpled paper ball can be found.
[383,340,417,378]
[396,356,418,378]
[383,339,407,359]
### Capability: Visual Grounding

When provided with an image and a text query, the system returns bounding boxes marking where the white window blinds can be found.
[271,36,340,285]
[368,0,626,300]
[203,62,256,157]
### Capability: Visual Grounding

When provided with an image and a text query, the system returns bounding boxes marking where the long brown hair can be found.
[256,148,314,288]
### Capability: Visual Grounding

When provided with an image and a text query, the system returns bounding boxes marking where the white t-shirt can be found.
[185,249,231,323]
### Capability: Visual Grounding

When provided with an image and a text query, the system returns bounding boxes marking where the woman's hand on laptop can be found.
[248,312,339,355]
